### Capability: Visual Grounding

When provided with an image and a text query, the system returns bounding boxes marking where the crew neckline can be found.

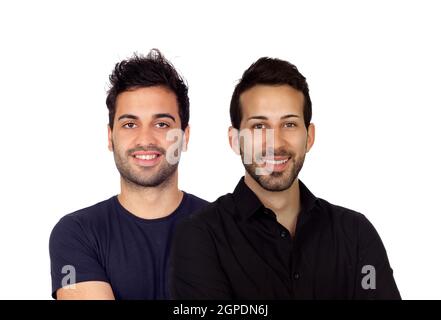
[113,192,188,224]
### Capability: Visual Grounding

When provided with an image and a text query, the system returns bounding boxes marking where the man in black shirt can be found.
[170,57,400,299]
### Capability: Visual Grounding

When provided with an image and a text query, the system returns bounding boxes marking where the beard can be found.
[241,147,305,192]
[112,140,179,188]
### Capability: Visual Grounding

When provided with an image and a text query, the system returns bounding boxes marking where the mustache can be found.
[258,148,292,157]
[127,145,166,156]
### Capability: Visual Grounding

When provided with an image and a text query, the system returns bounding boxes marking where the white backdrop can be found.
[0,0,440,299]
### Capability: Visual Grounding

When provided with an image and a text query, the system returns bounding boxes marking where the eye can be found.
[284,122,297,128]
[123,122,137,129]
[155,122,170,128]
[253,123,266,129]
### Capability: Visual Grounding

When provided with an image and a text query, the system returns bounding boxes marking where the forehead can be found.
[115,86,179,118]
[239,84,305,119]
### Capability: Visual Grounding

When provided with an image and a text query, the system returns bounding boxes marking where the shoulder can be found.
[49,197,115,246]
[315,197,381,243]
[183,192,210,212]
[172,194,235,254]
[178,193,235,231]
[317,197,364,221]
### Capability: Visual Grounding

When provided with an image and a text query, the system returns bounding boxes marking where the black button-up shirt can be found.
[170,178,401,299]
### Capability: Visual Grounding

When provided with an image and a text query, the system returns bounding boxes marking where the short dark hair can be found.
[106,49,189,130]
[230,57,312,129]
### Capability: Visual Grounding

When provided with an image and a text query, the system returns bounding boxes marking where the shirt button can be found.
[280,230,288,238]
[293,272,300,280]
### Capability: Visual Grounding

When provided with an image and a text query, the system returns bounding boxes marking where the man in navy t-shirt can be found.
[49,49,208,299]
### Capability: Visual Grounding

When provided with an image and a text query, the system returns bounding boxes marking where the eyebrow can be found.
[246,114,300,121]
[118,114,138,121]
[117,113,176,122]
[153,113,176,122]
[280,114,300,120]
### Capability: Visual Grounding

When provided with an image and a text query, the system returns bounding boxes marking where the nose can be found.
[264,127,285,153]
[134,125,159,147]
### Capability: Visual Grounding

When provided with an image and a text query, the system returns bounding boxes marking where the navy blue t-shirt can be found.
[49,192,208,299]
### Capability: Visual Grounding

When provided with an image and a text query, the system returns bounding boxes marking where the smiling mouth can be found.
[261,156,291,165]
[130,150,163,167]
[133,154,160,160]
[264,158,289,165]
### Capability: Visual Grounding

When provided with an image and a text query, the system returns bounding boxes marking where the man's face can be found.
[108,86,188,188]
[231,84,315,192]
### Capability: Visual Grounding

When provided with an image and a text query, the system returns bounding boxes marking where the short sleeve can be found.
[49,215,109,299]
[354,214,401,299]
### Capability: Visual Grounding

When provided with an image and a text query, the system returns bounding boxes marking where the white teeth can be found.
[134,154,158,160]
[265,159,288,165]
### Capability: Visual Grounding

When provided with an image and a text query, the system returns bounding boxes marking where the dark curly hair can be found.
[106,49,189,130]
[230,57,312,129]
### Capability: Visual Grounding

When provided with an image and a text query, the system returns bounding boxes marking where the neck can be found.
[244,173,301,236]
[117,171,183,219]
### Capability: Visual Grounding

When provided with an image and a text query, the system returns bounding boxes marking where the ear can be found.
[182,125,190,152]
[228,126,241,155]
[306,123,315,153]
[107,125,113,152]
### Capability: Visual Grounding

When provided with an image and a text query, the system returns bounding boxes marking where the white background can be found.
[0,0,440,299]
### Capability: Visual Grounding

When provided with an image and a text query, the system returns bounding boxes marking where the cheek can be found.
[111,133,132,152]
[160,132,185,152]
[246,134,265,154]
[291,136,308,153]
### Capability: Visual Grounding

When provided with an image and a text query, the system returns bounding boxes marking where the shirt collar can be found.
[232,176,318,220]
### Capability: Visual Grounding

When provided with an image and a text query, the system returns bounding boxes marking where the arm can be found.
[56,281,115,300]
[354,214,401,299]
[49,216,115,300]
[170,218,233,299]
